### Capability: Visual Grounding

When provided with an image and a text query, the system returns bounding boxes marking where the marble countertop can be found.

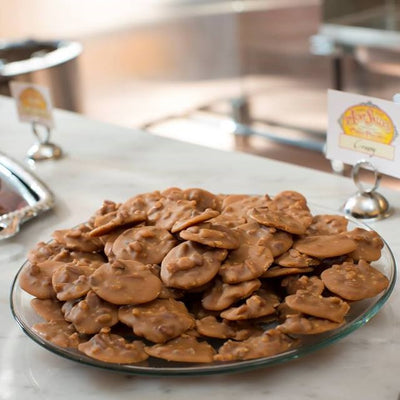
[0,95,399,400]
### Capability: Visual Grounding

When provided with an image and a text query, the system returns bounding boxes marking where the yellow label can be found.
[9,81,54,128]
[18,87,50,120]
[341,103,395,145]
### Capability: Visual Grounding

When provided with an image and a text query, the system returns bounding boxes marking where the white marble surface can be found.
[0,95,399,400]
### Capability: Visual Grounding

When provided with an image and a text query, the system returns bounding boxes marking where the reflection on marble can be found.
[0,95,399,400]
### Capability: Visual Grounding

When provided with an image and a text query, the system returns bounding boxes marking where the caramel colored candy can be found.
[53,224,103,252]
[277,314,343,335]
[221,194,253,209]
[219,244,273,284]
[158,285,185,300]
[183,188,221,211]
[277,301,301,320]
[221,195,268,219]
[32,245,105,267]
[119,191,161,216]
[91,199,120,219]
[147,198,202,231]
[202,278,261,311]
[161,187,185,200]
[28,241,68,264]
[196,316,262,340]
[52,262,97,301]
[214,329,295,361]
[266,231,294,257]
[262,266,314,278]
[236,220,274,245]
[19,187,392,366]
[118,298,194,343]
[345,228,384,262]
[293,234,357,259]
[90,209,146,237]
[147,264,185,299]
[285,290,350,323]
[32,320,81,348]
[145,334,215,363]
[276,249,320,268]
[272,192,312,224]
[306,214,348,236]
[90,192,159,237]
[112,226,177,264]
[220,289,280,321]
[180,222,240,250]
[209,214,247,228]
[272,190,308,210]
[237,221,293,257]
[281,275,324,295]
[171,208,220,233]
[89,260,162,305]
[249,207,309,235]
[321,260,389,301]
[161,241,227,289]
[64,291,118,334]
[102,229,125,260]
[78,332,148,364]
[61,300,77,316]
[30,298,64,321]
[188,301,220,320]
[19,260,63,299]
[68,251,106,267]
[250,190,313,234]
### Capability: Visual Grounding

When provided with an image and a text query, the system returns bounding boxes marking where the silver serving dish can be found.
[0,152,54,239]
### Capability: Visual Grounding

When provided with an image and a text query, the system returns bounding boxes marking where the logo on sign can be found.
[9,81,54,129]
[339,102,396,160]
[18,87,52,120]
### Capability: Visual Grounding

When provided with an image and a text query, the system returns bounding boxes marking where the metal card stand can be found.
[26,122,62,162]
[342,159,390,221]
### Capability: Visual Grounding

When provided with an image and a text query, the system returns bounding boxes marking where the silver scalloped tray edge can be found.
[0,152,54,239]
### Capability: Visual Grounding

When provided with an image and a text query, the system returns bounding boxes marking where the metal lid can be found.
[0,39,82,78]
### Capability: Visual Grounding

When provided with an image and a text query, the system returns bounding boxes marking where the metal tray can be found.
[0,152,54,239]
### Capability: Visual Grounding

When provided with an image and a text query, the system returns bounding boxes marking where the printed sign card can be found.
[9,81,54,129]
[326,89,400,178]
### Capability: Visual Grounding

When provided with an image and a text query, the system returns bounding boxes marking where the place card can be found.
[326,89,400,179]
[9,81,54,129]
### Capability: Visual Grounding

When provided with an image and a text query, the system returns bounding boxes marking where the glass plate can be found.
[9,205,397,376]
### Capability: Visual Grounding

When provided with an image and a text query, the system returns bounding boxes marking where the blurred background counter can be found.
[1,0,400,187]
